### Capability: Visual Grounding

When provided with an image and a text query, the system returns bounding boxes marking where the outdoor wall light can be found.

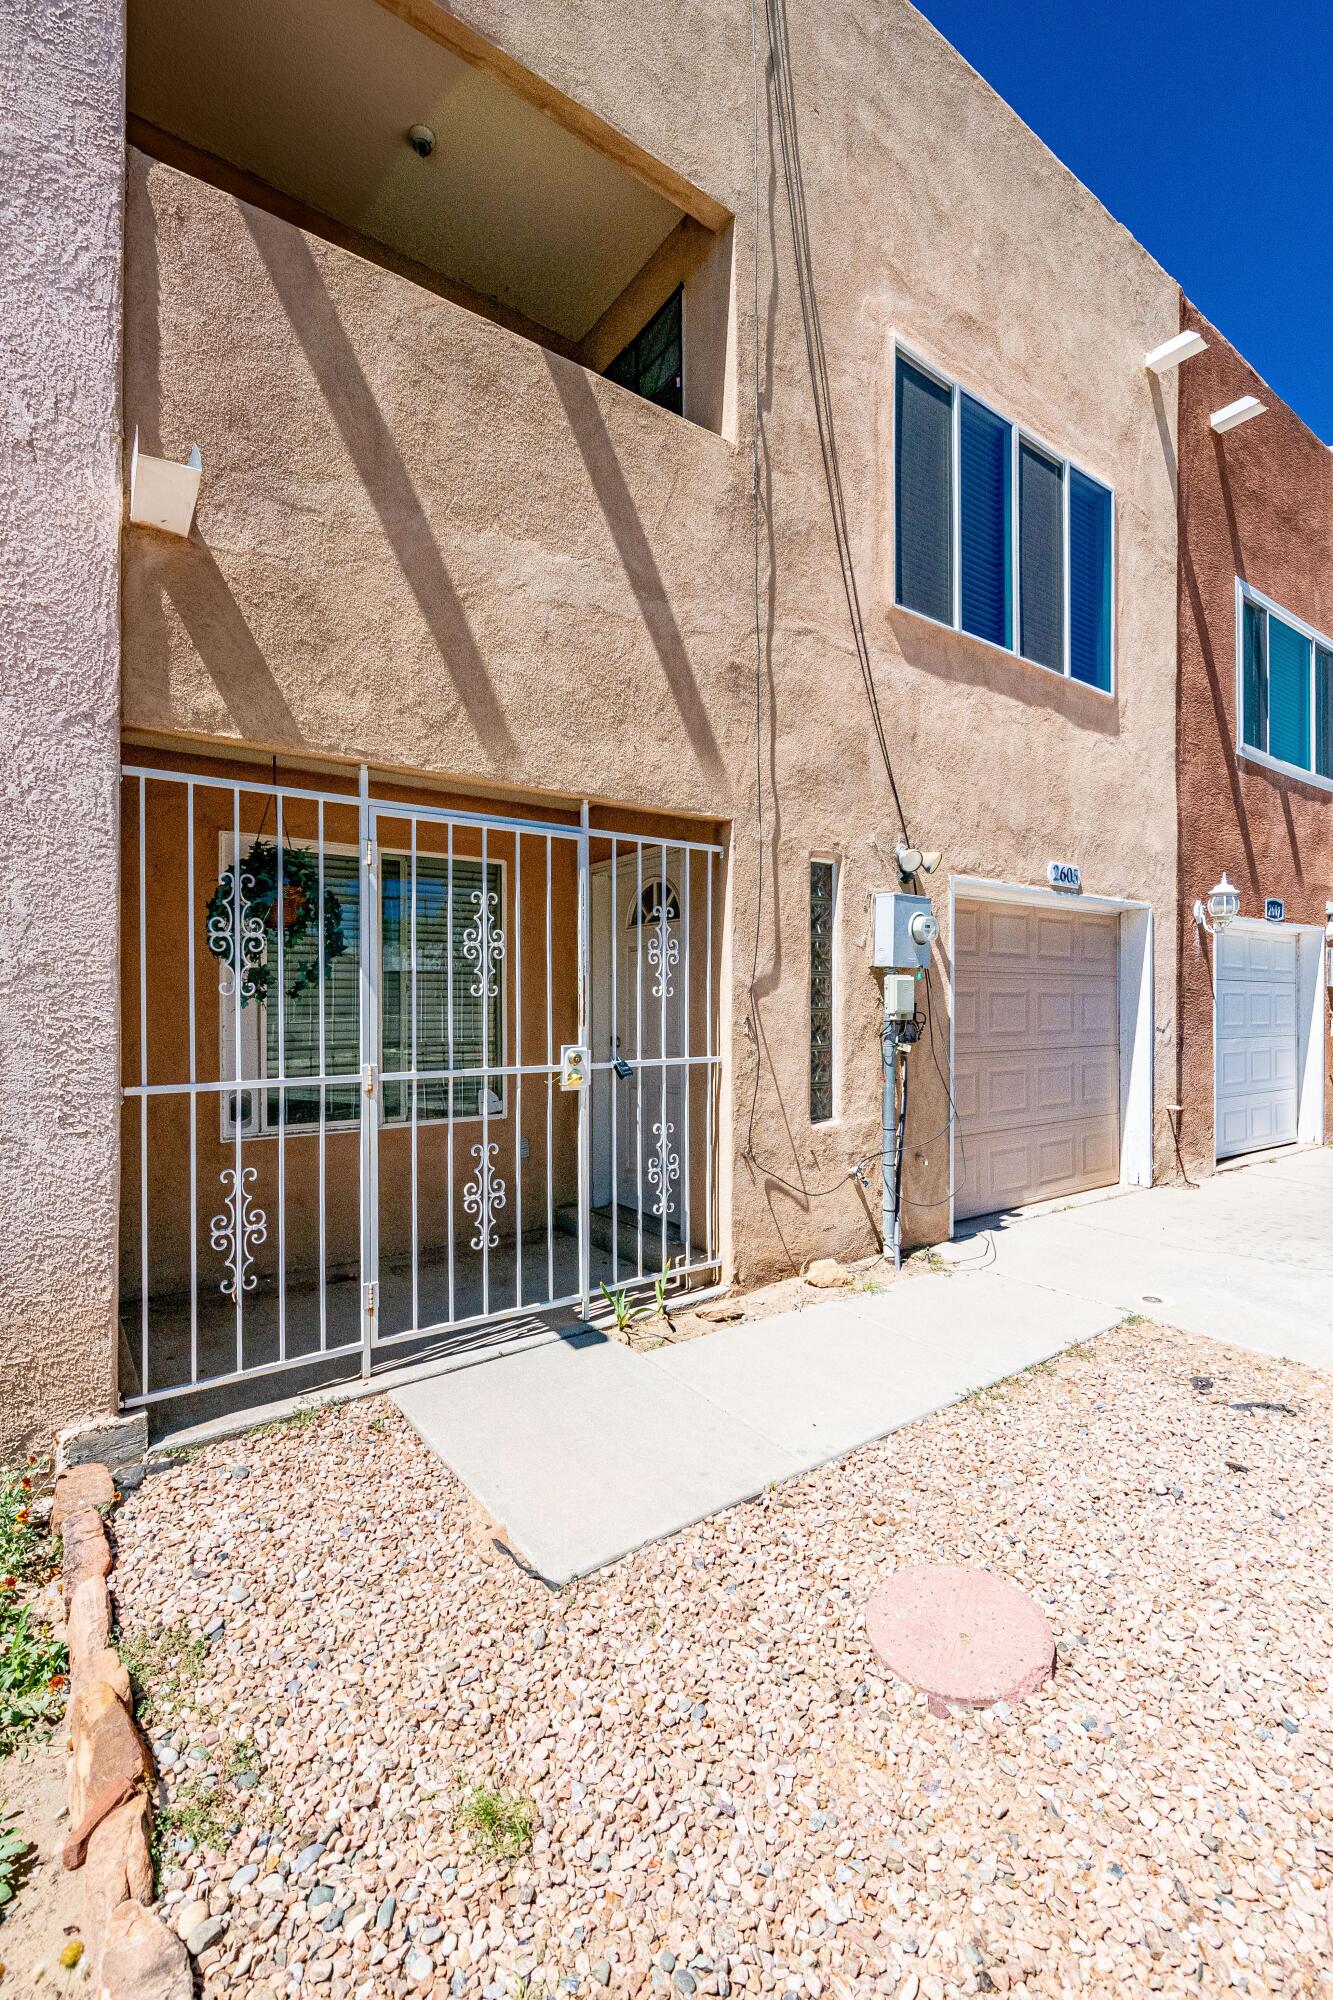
[1144,330,1207,374]
[895,844,942,879]
[1210,395,1266,434]
[128,429,202,538]
[1194,873,1241,935]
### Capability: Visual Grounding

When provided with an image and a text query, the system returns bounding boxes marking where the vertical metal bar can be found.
[186,783,198,1385]
[357,765,374,1376]
[545,833,554,1303]
[446,818,456,1325]
[577,803,591,1318]
[410,817,419,1334]
[317,800,327,1352]
[682,847,692,1269]
[706,847,715,1268]
[659,841,669,1274]
[480,822,490,1318]
[610,839,619,1288]
[635,841,644,1279]
[275,793,287,1363]
[231,785,244,1375]
[138,776,149,1396]
[514,832,523,1311]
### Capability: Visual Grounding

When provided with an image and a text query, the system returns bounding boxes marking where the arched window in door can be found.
[627,880,681,928]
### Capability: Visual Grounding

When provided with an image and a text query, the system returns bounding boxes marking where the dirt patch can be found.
[0,1733,86,1992]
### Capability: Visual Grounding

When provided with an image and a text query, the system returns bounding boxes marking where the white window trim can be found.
[809,855,840,1125]
[219,833,509,1141]
[890,336,1117,698]
[1234,575,1333,796]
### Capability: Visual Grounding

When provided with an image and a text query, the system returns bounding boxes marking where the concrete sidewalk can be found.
[393,1266,1118,1584]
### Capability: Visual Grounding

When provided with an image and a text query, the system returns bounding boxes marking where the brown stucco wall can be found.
[1175,297,1333,1177]
[119,0,1182,1329]
[0,1,124,1459]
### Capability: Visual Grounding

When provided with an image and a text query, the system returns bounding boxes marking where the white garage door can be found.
[954,900,1120,1221]
[1215,927,1298,1159]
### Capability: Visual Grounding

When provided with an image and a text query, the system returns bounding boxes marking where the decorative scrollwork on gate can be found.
[463,1140,507,1251]
[647,917,680,1002]
[209,1165,268,1300]
[460,886,505,1001]
[647,1119,680,1218]
[207,867,267,1003]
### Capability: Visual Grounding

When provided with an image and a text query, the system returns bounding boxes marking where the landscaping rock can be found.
[52,1461,115,1533]
[82,1789,154,1934]
[72,1642,132,1704]
[56,1411,147,1478]
[97,1898,192,2000]
[62,1506,113,1605]
[67,1677,150,1828]
[66,1572,112,1663]
[802,1256,851,1289]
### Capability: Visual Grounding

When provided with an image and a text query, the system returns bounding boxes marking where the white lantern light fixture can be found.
[1193,873,1241,935]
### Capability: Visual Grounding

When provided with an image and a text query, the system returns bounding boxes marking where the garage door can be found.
[954,900,1120,1221]
[1215,927,1298,1159]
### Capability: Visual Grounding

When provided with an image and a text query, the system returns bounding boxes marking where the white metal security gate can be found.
[119,764,722,1405]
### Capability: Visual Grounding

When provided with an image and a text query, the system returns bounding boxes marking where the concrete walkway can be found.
[394,1147,1333,1583]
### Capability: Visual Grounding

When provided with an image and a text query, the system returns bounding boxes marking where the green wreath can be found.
[206,841,348,1006]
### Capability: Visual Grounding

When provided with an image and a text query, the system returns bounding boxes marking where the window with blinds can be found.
[1238,584,1333,785]
[893,348,1113,692]
[604,287,683,416]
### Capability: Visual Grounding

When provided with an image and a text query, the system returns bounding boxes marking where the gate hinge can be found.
[363,1062,376,1096]
[363,1281,377,1316]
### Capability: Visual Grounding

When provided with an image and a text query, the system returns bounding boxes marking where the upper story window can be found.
[893,348,1114,692]
[1239,581,1333,787]
[604,288,683,416]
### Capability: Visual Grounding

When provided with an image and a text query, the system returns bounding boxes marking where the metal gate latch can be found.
[559,1044,589,1091]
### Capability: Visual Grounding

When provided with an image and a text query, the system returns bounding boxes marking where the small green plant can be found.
[600,1284,643,1333]
[0,1462,67,1755]
[119,1622,207,1728]
[0,1806,31,1908]
[0,1463,56,1584]
[153,1775,232,1872]
[453,1781,534,1860]
[248,1401,321,1439]
[652,1259,680,1318]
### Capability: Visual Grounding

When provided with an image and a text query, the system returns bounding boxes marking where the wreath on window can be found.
[206,840,348,1007]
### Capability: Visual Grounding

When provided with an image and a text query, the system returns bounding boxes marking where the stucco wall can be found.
[0,1,124,1460]
[120,0,1182,1316]
[1175,298,1333,1177]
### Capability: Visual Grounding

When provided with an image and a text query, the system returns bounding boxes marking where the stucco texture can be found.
[119,0,1182,1331]
[0,0,123,1459]
[1175,297,1333,1177]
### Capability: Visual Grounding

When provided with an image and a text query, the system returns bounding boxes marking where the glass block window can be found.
[1238,583,1333,786]
[604,287,683,416]
[894,348,1113,691]
[809,861,837,1124]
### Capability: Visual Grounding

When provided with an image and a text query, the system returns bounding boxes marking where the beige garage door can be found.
[954,900,1120,1221]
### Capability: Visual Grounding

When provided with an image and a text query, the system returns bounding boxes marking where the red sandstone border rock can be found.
[53,1461,191,2000]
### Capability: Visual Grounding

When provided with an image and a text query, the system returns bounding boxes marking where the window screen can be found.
[1068,470,1112,690]
[959,395,1012,647]
[1317,646,1333,780]
[1019,441,1065,673]
[604,288,683,415]
[1267,615,1311,770]
[1241,598,1268,752]
[894,357,953,624]
[809,861,836,1124]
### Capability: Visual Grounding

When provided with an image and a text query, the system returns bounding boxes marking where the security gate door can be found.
[119,765,721,1406]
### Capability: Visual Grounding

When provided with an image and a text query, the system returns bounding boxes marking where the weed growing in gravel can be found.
[0,1462,67,1755]
[153,1775,232,1877]
[453,1782,534,1860]
[119,1622,207,1727]
[248,1402,322,1439]
[0,1805,31,1908]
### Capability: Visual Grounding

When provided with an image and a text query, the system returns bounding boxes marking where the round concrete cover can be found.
[865,1564,1055,1710]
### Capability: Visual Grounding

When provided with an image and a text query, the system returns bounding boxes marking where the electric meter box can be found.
[872,891,939,970]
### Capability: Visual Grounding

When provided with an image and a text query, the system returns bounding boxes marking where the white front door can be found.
[1215,926,1299,1159]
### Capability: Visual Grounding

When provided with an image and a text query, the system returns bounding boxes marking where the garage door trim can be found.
[947,875,1155,1235]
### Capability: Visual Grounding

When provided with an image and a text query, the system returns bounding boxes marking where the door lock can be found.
[560,1044,589,1091]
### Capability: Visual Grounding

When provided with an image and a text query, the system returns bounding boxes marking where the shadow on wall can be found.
[887,608,1122,738]
[243,209,520,770]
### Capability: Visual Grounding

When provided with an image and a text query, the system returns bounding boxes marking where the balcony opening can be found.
[127,0,734,432]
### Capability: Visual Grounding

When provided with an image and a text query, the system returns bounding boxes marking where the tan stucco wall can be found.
[1175,297,1333,1177]
[120,0,1182,1323]
[0,0,124,1459]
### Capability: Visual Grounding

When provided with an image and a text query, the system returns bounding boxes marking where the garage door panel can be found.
[954,899,1120,1220]
[1215,928,1298,1160]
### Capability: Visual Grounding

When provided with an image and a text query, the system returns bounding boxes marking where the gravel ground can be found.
[113,1321,1333,1999]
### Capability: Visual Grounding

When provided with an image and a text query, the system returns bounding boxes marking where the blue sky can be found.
[911,0,1333,442]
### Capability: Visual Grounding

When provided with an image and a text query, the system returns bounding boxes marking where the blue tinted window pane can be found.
[894,358,953,624]
[1242,599,1267,751]
[1268,616,1311,769]
[959,396,1012,647]
[1069,470,1112,690]
[1019,442,1064,672]
[1317,646,1333,780]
